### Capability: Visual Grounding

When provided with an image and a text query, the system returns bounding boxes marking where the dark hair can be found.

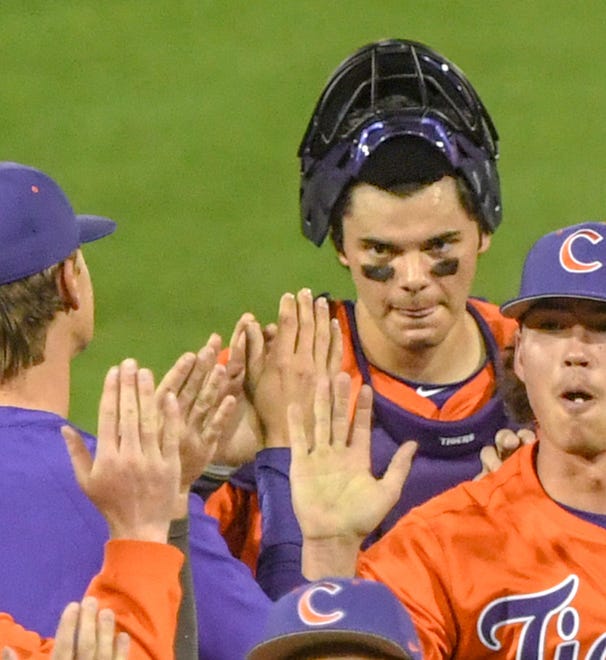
[329,167,479,254]
[286,640,405,659]
[498,344,535,426]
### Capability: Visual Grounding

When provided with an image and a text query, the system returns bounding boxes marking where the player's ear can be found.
[337,251,350,268]
[56,254,80,311]
[478,231,492,254]
[512,329,525,383]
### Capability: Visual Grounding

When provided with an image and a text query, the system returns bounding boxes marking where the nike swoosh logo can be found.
[416,386,447,398]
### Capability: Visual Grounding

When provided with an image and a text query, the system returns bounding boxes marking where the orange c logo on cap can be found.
[297,581,345,627]
[559,228,604,273]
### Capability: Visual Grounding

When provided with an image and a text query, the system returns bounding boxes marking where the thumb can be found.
[61,425,94,491]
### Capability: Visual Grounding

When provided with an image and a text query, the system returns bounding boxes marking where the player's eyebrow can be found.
[359,237,398,250]
[421,231,461,250]
[358,231,462,253]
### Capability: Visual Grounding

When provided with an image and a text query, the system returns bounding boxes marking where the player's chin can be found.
[387,314,445,341]
[399,334,442,351]
[388,325,444,351]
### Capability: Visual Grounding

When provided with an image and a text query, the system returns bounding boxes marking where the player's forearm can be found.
[302,536,359,581]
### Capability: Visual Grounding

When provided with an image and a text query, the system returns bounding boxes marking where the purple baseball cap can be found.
[0,161,116,285]
[501,221,606,320]
[247,578,422,659]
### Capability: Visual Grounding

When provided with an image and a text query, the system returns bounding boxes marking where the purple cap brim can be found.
[248,629,413,659]
[501,293,606,319]
[76,215,117,244]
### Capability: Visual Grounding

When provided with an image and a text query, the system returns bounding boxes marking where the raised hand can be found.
[206,313,266,467]
[288,372,417,579]
[154,336,238,507]
[246,289,343,448]
[62,359,181,543]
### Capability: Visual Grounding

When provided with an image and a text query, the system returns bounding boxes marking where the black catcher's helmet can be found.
[298,39,501,246]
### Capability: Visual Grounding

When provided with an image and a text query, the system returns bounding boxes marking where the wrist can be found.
[302,536,360,581]
[108,521,170,544]
[172,491,190,519]
[262,423,290,448]
[264,433,290,448]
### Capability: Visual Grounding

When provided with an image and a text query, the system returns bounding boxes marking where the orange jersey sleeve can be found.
[0,615,55,658]
[0,540,183,659]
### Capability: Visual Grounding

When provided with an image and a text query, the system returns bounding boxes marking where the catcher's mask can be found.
[298,39,501,246]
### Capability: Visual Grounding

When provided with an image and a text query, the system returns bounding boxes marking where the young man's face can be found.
[338,177,490,360]
[514,299,606,457]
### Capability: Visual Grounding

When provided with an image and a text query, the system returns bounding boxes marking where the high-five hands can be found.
[155,338,238,512]
[246,289,342,448]
[62,359,181,543]
[288,372,417,580]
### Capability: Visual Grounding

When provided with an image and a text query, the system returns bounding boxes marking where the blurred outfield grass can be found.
[2,1,606,430]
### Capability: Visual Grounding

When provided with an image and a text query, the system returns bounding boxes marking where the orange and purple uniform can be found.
[359,443,606,658]
[0,540,182,659]
[207,298,519,575]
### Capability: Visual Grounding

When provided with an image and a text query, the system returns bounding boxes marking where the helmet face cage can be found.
[299,39,501,246]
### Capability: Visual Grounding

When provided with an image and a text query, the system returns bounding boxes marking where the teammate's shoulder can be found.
[468,296,518,346]
[408,444,532,523]
[467,296,508,321]
[326,297,349,318]
[327,299,360,372]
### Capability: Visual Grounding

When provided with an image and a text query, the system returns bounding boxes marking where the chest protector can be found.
[341,301,519,545]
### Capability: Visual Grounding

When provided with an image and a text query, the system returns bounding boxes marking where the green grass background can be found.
[2,1,605,431]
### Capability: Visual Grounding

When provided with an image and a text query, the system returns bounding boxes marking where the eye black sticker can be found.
[362,259,459,281]
[430,258,459,277]
[361,264,395,282]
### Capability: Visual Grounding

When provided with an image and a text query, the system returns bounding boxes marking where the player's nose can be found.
[563,324,592,367]
[394,252,430,293]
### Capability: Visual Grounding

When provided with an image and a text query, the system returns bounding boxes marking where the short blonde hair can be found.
[0,254,76,382]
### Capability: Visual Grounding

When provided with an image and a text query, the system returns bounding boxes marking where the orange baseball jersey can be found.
[206,297,519,571]
[358,444,606,659]
[0,540,183,659]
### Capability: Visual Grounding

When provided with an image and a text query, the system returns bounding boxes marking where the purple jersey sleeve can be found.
[188,493,270,659]
[255,448,308,600]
